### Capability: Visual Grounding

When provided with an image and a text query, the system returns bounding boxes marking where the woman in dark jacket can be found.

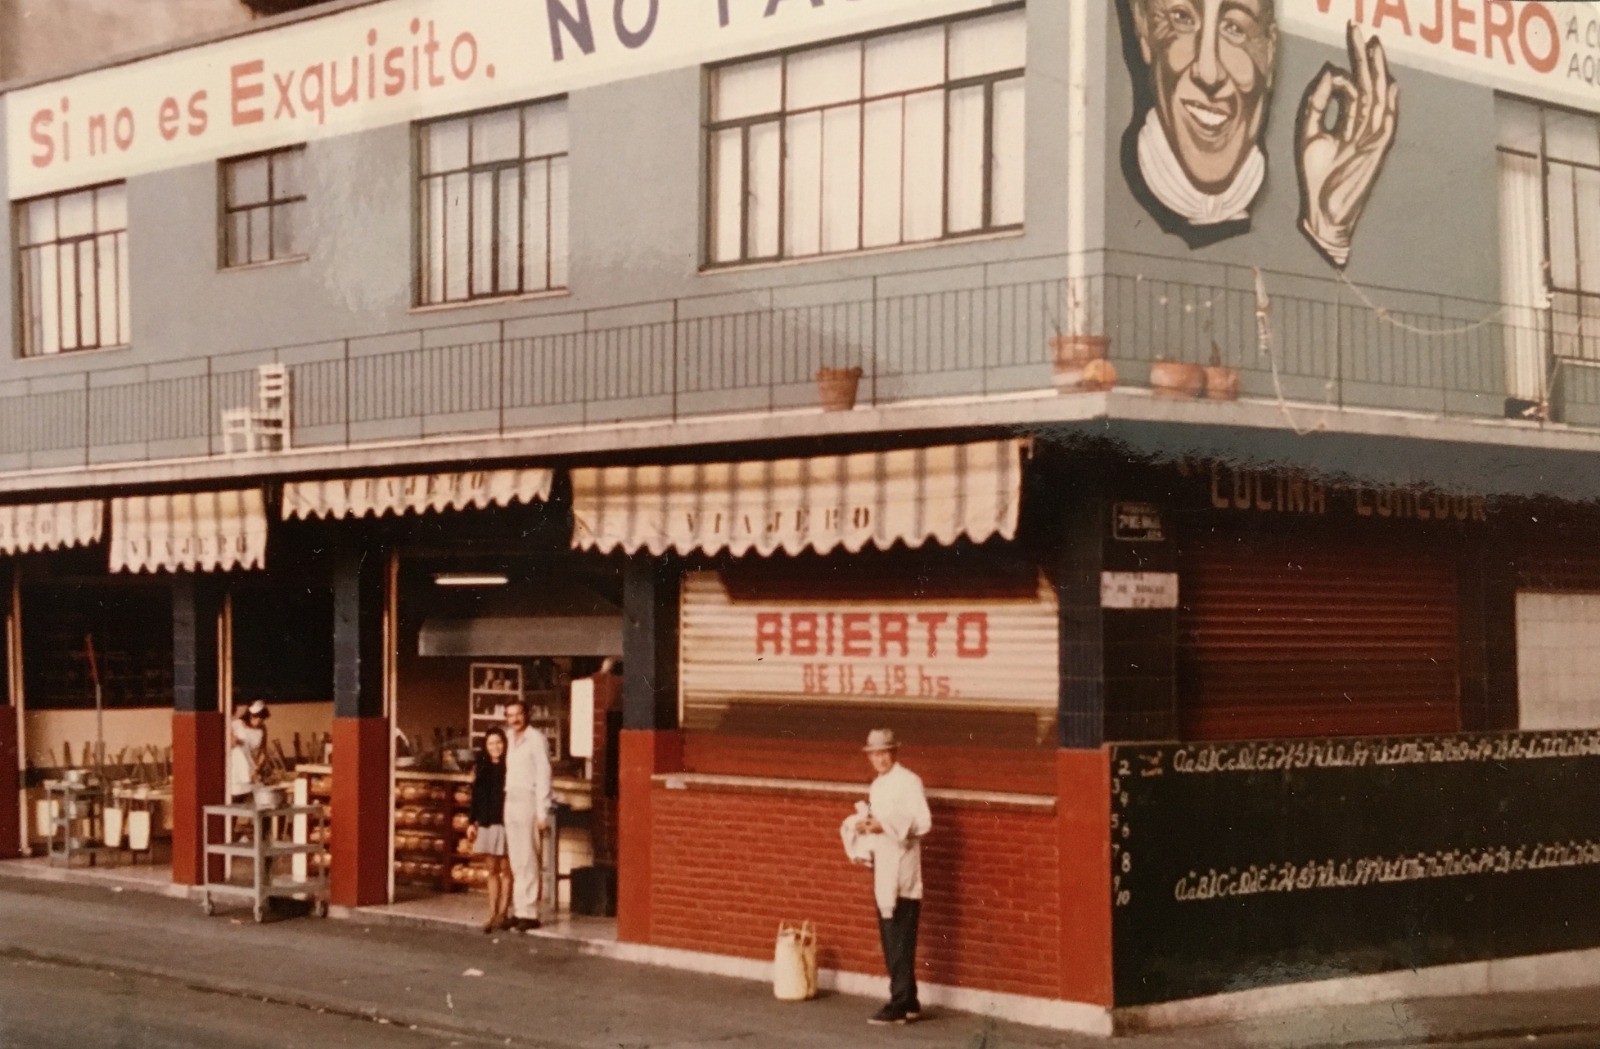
[468,727,510,932]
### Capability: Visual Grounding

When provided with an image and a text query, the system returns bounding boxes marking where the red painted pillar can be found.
[616,557,681,945]
[172,578,225,887]
[329,546,391,909]
[330,716,390,907]
[0,707,19,859]
[172,711,226,885]
[1058,747,1115,1007]
[616,728,681,944]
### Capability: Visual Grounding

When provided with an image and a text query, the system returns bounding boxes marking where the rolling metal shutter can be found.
[679,571,1059,716]
[1178,535,1461,740]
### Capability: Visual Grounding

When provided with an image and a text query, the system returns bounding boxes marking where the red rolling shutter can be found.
[1178,534,1461,740]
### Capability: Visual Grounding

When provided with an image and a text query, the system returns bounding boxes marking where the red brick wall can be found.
[648,783,1060,998]
[683,736,1057,795]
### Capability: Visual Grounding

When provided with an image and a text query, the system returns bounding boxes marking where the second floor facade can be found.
[0,0,1595,479]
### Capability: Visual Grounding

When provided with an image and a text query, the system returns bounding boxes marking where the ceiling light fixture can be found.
[433,573,510,587]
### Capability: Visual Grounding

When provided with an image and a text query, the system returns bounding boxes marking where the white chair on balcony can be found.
[221,364,292,455]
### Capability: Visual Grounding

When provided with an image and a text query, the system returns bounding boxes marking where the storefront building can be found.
[5,0,1600,1036]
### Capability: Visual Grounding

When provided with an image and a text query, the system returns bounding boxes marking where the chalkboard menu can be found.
[1111,733,1600,1006]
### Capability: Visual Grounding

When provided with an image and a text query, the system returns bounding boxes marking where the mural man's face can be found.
[1135,0,1277,193]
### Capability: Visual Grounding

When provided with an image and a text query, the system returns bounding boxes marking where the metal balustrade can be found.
[0,257,1588,472]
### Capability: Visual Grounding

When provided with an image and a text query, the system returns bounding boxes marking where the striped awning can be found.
[571,441,1026,557]
[110,490,268,573]
[282,468,554,520]
[0,500,103,554]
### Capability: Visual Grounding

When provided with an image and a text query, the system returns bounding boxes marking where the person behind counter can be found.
[229,700,271,802]
[467,727,512,933]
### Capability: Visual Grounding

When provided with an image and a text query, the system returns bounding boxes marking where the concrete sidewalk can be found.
[0,870,1597,1048]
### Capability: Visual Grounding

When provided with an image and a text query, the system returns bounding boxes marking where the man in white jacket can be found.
[502,699,553,932]
[855,728,932,1025]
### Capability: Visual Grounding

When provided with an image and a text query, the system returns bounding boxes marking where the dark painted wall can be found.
[1111,731,1600,1006]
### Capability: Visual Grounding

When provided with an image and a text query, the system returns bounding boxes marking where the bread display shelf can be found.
[295,765,587,893]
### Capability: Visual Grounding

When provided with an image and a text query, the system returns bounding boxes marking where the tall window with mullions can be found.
[16,182,129,357]
[1498,97,1600,405]
[706,7,1026,267]
[417,98,569,306]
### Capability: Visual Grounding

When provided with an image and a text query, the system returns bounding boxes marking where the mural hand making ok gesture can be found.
[1296,22,1400,269]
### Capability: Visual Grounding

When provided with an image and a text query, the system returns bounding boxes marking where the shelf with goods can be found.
[469,663,522,750]
[294,764,490,893]
[394,774,468,892]
[296,769,334,878]
[469,661,570,760]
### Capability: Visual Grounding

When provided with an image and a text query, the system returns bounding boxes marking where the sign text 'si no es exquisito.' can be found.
[5,0,996,201]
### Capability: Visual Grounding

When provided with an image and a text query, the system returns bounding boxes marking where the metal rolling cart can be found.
[46,778,113,868]
[200,801,330,922]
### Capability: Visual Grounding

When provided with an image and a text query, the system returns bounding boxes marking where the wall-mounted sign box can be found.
[1112,502,1165,542]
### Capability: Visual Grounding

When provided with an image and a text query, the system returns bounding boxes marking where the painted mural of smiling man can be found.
[1121,0,1401,266]
[1126,0,1278,237]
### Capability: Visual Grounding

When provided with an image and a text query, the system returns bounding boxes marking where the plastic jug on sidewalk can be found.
[773,921,818,1001]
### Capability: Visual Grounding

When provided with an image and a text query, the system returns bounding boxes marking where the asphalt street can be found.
[0,954,513,1049]
[0,873,1598,1049]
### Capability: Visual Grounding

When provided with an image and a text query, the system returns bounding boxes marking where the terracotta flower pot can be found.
[1150,360,1205,399]
[1204,365,1241,401]
[1050,334,1113,393]
[816,367,863,412]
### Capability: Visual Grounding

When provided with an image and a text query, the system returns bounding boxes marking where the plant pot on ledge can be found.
[1203,342,1240,401]
[1150,358,1205,399]
[816,367,864,412]
[1050,334,1115,393]
[1203,365,1240,401]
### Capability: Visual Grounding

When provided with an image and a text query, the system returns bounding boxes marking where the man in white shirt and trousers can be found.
[502,698,553,932]
[844,729,932,1025]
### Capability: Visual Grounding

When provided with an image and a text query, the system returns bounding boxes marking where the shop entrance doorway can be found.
[380,554,622,931]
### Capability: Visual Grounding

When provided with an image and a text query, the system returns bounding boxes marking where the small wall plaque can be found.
[1101,571,1179,610]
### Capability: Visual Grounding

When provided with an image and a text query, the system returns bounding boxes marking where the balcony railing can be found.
[0,258,1587,474]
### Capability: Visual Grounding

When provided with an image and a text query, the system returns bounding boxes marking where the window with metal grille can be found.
[221,146,307,268]
[417,98,569,306]
[16,182,129,357]
[705,7,1026,267]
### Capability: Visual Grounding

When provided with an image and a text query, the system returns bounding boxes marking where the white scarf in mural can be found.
[1136,109,1266,228]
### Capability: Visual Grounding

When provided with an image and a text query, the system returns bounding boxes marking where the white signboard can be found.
[6,0,996,200]
[1281,1,1600,113]
[1100,572,1179,611]
[569,678,595,760]
[679,572,1059,710]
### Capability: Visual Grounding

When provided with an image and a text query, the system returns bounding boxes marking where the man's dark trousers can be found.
[877,897,921,1012]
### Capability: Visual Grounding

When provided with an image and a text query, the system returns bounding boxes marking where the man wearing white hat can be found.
[853,728,932,1026]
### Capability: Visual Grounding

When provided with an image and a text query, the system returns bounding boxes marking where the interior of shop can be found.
[292,551,623,924]
[17,576,176,878]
